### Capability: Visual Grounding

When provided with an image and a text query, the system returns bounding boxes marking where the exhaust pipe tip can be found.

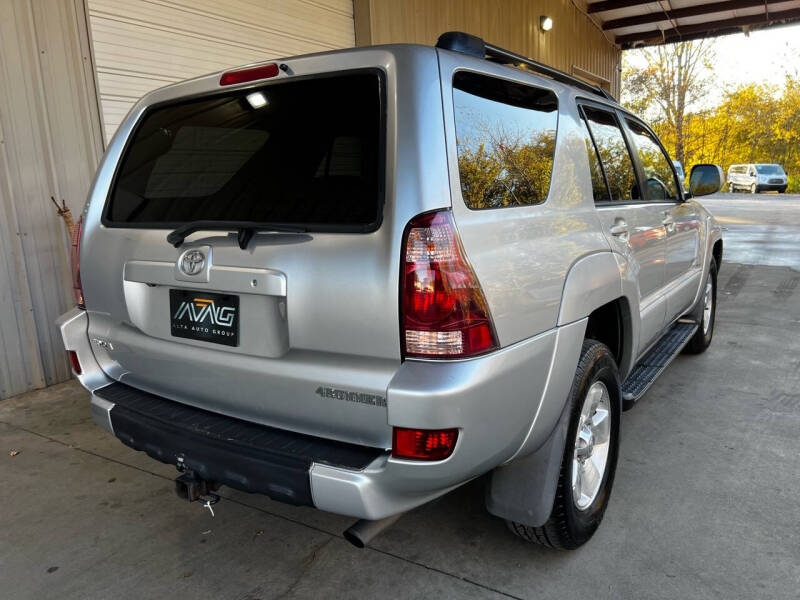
[343,528,367,549]
[343,513,404,549]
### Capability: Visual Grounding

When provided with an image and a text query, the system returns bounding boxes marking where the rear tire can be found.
[728,183,736,193]
[507,340,621,550]
[684,258,717,354]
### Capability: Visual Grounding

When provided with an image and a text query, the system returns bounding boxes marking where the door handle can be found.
[609,219,629,237]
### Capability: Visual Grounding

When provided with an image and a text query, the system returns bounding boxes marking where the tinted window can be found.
[453,72,558,209]
[580,116,610,202]
[106,72,383,229]
[583,107,640,202]
[626,119,679,201]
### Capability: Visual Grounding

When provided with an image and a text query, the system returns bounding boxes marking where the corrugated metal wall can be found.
[355,0,621,97]
[0,0,104,399]
[85,0,357,144]
[0,0,356,400]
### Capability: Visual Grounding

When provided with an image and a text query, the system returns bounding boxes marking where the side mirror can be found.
[689,164,724,197]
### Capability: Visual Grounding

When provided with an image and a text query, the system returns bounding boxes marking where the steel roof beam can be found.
[616,7,800,46]
[603,0,770,30]
[587,0,656,14]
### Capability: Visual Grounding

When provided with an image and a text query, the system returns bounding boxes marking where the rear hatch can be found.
[80,51,448,449]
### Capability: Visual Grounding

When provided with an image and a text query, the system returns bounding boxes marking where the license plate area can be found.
[170,289,239,347]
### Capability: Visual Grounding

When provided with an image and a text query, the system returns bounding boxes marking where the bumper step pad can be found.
[94,382,385,506]
[622,321,698,407]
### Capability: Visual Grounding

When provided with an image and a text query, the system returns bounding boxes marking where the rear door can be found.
[580,103,667,348]
[82,68,401,447]
[733,166,747,187]
[623,117,701,321]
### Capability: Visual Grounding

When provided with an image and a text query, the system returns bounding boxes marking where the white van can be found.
[727,163,788,193]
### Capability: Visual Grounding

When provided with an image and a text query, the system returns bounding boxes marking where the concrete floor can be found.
[2,194,799,599]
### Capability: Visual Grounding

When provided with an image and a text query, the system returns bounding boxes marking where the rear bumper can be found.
[94,382,385,507]
[60,307,577,520]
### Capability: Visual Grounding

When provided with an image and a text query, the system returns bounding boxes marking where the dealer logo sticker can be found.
[173,297,235,327]
[169,289,239,347]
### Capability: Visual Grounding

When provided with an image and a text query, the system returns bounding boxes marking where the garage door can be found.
[86,0,355,144]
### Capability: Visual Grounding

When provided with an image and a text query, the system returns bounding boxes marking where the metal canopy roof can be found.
[586,0,800,47]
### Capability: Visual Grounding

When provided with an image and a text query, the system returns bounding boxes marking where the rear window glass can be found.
[453,71,558,209]
[106,71,384,230]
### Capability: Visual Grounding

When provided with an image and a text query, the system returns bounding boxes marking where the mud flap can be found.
[484,396,571,528]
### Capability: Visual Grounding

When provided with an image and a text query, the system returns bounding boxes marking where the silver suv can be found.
[58,32,723,549]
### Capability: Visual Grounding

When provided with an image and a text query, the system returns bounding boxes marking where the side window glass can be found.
[625,119,679,201]
[453,71,558,209]
[582,107,640,202]
[579,113,610,202]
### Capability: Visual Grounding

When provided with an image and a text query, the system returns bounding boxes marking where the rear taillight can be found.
[392,427,458,461]
[401,210,498,358]
[219,63,279,86]
[68,350,81,375]
[70,217,84,308]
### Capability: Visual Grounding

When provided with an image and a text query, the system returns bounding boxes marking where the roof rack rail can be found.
[435,31,615,102]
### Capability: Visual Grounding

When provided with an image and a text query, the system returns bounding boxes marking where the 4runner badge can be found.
[315,386,387,407]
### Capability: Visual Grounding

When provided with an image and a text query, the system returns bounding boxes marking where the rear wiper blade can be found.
[167,221,307,249]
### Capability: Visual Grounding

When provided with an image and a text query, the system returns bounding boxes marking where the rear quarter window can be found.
[452,71,558,209]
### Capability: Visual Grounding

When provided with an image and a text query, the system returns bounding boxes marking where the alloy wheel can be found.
[572,381,611,511]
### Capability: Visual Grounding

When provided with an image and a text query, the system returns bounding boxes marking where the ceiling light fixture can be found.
[540,16,553,32]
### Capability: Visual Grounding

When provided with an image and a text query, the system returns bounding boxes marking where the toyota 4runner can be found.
[58,32,724,549]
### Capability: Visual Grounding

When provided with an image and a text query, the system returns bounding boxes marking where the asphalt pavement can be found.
[700,192,800,266]
[1,193,799,599]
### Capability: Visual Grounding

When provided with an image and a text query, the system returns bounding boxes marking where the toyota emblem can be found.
[179,249,205,276]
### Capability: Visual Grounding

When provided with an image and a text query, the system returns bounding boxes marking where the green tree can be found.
[622,40,716,165]
[655,76,800,192]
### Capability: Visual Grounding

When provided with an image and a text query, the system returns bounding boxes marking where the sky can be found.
[712,24,800,87]
[623,22,800,109]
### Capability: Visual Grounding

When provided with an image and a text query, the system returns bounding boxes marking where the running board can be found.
[622,322,698,409]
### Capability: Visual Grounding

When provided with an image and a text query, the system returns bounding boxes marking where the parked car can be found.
[57,32,723,550]
[727,163,788,193]
[672,159,686,192]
